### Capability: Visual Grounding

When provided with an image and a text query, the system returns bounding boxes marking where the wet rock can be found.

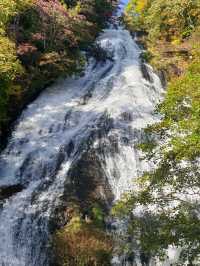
[108,135,119,154]
[52,147,114,231]
[169,63,183,76]
[0,184,24,201]
[66,140,74,157]
[80,90,93,105]
[141,63,154,83]
[121,112,133,122]
[52,116,116,228]
[121,136,129,145]
[140,252,150,266]
[64,110,72,123]
[97,112,114,134]
[127,253,135,264]
[133,31,148,50]
[157,69,167,88]
[66,150,114,208]
[89,43,114,62]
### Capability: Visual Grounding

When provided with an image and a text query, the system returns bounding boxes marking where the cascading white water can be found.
[0,28,164,266]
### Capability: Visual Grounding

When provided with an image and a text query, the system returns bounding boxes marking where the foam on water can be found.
[0,28,164,265]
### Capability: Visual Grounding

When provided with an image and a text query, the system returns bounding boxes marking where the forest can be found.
[114,0,200,265]
[0,0,200,265]
[0,0,117,147]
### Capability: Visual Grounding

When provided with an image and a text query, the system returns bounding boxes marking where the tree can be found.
[114,2,200,262]
[113,53,200,265]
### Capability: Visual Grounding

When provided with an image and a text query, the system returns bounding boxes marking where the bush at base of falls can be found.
[53,206,113,266]
[0,0,117,147]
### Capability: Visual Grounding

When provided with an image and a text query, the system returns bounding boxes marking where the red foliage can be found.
[17,43,37,55]
[35,0,69,18]
[31,33,45,41]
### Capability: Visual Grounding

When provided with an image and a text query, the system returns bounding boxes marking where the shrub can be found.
[0,0,117,146]
[124,0,200,42]
[0,36,23,128]
[53,213,113,266]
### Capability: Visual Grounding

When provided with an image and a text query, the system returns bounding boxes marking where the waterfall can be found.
[0,28,163,266]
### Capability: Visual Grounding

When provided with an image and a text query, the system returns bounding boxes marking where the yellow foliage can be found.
[0,36,23,81]
[0,0,33,30]
[171,38,181,46]
[135,0,148,13]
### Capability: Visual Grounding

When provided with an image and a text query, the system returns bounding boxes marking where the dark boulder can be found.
[66,150,114,208]
[0,184,24,201]
[141,63,154,83]
[157,69,167,88]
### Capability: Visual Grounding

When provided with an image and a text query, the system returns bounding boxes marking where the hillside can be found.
[0,1,199,265]
[0,0,117,148]
[114,1,200,264]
